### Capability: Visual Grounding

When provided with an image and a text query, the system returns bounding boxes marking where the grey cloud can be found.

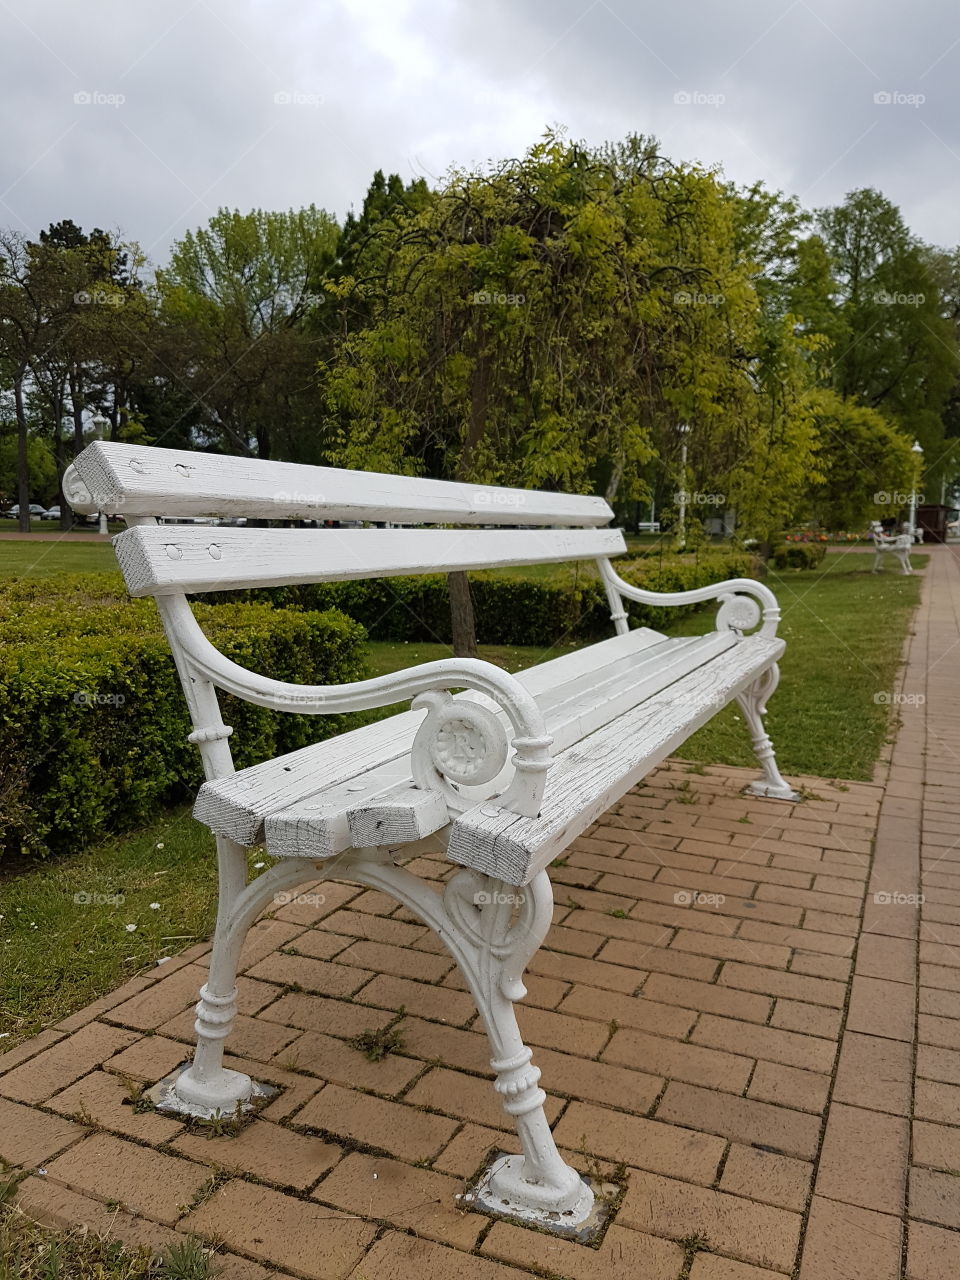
[0,0,958,261]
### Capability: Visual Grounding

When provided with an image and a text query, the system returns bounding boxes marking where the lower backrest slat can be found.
[115,524,627,596]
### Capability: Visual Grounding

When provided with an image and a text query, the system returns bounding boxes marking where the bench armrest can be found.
[159,597,552,818]
[599,560,781,639]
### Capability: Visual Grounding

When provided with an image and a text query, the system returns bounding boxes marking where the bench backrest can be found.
[71,442,624,597]
[870,522,912,551]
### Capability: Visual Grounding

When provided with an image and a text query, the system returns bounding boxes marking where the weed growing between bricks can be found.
[350,1015,408,1062]
[678,1232,712,1279]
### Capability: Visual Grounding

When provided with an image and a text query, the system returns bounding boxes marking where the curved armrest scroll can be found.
[159,597,552,817]
[599,560,781,639]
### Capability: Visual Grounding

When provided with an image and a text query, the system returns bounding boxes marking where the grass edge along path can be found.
[0,1181,222,1280]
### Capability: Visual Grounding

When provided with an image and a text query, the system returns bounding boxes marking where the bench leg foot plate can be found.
[744,779,802,802]
[458,1150,618,1240]
[147,1062,277,1120]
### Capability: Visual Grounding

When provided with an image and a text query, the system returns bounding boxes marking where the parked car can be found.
[40,505,61,520]
[2,503,48,518]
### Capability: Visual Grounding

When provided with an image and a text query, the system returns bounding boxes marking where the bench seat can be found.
[195,626,782,882]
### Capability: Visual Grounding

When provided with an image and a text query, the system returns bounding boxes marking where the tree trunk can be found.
[14,372,30,533]
[53,428,71,530]
[69,367,85,454]
[63,368,85,528]
[754,539,772,578]
[604,452,625,505]
[448,571,477,658]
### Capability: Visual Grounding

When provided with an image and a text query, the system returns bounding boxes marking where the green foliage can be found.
[0,574,366,860]
[815,189,958,486]
[350,1023,406,1062]
[210,573,590,646]
[323,134,833,564]
[7,148,960,552]
[808,389,917,528]
[0,431,56,505]
[615,551,759,630]
[324,134,693,498]
[770,542,828,570]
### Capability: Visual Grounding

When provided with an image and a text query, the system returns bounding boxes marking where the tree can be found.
[324,135,670,649]
[0,223,149,528]
[334,170,433,292]
[923,244,960,502]
[25,222,147,524]
[322,133,827,645]
[0,418,56,507]
[815,190,957,491]
[156,206,339,460]
[0,231,50,531]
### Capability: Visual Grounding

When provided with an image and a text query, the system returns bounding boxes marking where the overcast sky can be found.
[1,0,958,266]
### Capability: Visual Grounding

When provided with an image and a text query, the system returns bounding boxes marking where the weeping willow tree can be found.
[322,132,822,651]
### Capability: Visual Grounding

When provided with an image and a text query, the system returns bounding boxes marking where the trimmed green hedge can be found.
[770,543,829,570]
[206,550,760,645]
[0,575,366,860]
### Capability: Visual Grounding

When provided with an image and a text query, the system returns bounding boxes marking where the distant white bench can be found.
[636,520,661,533]
[870,521,913,574]
[66,441,799,1233]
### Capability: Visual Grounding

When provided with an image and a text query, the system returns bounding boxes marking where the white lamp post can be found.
[909,440,923,543]
[91,413,110,535]
[678,423,692,549]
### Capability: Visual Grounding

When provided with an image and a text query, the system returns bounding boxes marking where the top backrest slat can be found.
[72,442,613,527]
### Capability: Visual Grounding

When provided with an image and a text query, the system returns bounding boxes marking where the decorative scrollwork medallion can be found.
[411,690,510,808]
[716,593,761,635]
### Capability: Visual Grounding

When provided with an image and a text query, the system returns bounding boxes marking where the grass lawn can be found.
[0,542,924,1047]
[669,548,926,779]
[0,538,118,576]
[0,807,221,1043]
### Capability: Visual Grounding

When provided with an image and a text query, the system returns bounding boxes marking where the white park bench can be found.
[65,441,799,1233]
[869,521,913,574]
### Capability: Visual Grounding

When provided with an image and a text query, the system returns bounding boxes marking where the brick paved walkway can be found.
[2,548,958,1280]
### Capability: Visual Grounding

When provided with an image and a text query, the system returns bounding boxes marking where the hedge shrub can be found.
[770,542,828,570]
[205,550,761,645]
[0,574,366,860]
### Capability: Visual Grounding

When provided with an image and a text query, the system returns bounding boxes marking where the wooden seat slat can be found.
[448,633,786,885]
[266,631,741,859]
